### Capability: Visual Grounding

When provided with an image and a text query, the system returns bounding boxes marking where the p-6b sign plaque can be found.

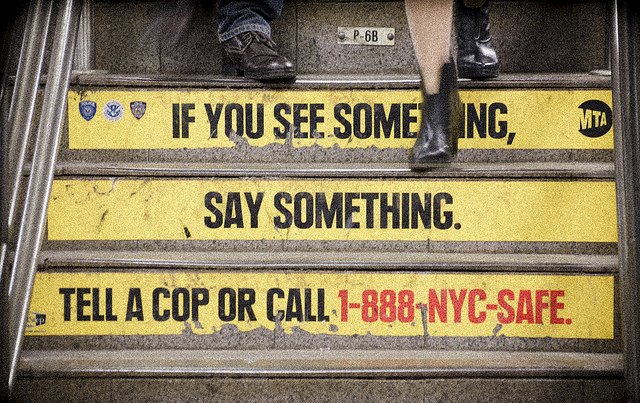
[337,27,395,46]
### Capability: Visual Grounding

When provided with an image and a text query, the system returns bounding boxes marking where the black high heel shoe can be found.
[410,61,461,164]
[456,0,499,79]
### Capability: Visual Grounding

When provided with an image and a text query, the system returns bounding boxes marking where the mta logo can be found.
[579,100,612,138]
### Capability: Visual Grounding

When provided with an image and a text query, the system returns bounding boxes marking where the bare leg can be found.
[405,0,454,94]
[405,0,461,164]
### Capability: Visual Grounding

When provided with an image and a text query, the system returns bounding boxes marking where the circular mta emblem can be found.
[578,99,612,138]
[103,100,125,122]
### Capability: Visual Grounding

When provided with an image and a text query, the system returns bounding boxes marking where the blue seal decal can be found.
[130,101,147,120]
[79,101,97,121]
[103,100,124,122]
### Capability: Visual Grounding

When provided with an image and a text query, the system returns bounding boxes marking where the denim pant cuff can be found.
[219,23,272,42]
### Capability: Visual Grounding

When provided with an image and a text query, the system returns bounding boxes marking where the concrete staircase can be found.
[10,1,625,401]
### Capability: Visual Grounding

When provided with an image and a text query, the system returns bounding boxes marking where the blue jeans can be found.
[217,0,284,42]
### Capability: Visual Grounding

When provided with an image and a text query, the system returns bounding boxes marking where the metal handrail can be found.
[1,0,81,398]
[0,2,49,396]
[2,0,53,255]
[73,0,95,71]
[612,1,640,401]
[0,3,31,288]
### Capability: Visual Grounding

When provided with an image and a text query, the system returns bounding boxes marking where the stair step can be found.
[59,72,614,165]
[24,270,615,340]
[12,375,626,403]
[44,177,617,244]
[18,350,623,378]
[90,1,610,75]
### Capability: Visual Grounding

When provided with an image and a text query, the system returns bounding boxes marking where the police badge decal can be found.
[79,100,97,121]
[130,101,147,120]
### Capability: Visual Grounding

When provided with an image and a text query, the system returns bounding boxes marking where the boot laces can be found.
[239,31,276,51]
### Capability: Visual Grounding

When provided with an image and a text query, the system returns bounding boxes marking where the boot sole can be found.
[244,68,296,81]
[409,159,453,171]
[458,63,499,79]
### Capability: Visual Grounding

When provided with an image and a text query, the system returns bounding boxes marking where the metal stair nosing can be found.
[50,161,616,180]
[65,72,612,90]
[17,349,624,379]
[38,249,619,274]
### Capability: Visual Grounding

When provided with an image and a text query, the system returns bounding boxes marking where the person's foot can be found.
[410,62,461,164]
[222,31,295,81]
[456,0,499,79]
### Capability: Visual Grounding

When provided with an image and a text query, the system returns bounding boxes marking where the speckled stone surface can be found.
[295,2,418,75]
[84,1,610,75]
[94,2,160,74]
[1,1,611,76]
[13,377,626,402]
[489,1,609,74]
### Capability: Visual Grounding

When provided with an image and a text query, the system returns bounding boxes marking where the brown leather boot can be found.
[222,31,295,81]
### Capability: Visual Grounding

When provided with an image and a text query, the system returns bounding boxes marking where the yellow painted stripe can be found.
[25,272,614,339]
[68,89,613,150]
[47,179,618,242]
